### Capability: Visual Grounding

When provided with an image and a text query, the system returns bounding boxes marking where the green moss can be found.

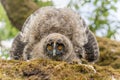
[97,37,120,69]
[111,59,120,69]
[0,59,120,80]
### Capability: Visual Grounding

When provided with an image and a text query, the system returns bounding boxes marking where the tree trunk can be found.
[0,0,39,30]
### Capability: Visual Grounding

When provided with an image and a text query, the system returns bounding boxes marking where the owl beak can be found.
[53,42,56,56]
[53,49,56,56]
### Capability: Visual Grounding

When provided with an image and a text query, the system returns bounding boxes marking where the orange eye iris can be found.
[58,46,63,50]
[47,45,53,50]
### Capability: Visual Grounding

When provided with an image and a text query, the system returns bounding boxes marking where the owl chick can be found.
[27,33,80,63]
[10,7,99,63]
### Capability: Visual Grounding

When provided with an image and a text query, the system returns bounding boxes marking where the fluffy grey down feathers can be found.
[10,7,99,63]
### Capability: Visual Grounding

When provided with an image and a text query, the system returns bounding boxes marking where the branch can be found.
[96,37,120,68]
[0,0,39,30]
[0,59,120,80]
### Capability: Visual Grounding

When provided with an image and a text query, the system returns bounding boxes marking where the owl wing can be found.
[10,33,26,60]
[83,28,99,62]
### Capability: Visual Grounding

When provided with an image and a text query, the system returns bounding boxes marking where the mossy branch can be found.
[97,37,120,69]
[0,59,120,80]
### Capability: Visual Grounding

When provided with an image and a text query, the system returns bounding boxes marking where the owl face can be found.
[45,38,66,58]
[43,33,70,60]
[30,33,74,61]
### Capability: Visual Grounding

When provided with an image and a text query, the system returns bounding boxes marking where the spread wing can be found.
[10,33,26,60]
[84,29,99,62]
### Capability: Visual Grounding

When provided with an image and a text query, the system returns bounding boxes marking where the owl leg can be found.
[10,33,26,60]
[83,30,99,63]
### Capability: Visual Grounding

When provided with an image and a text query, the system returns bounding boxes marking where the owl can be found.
[10,7,99,63]
[26,33,80,63]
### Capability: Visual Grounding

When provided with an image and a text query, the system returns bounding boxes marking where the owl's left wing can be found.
[83,28,99,62]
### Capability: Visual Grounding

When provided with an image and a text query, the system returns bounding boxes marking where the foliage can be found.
[67,0,120,39]
[0,46,9,59]
[0,3,18,40]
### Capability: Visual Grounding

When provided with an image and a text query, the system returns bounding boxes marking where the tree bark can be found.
[0,0,39,30]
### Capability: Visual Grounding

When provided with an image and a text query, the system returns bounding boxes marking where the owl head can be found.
[45,37,65,56]
[31,33,74,61]
[43,33,74,61]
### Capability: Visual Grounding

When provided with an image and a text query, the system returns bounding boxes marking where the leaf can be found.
[74,4,79,10]
[99,20,107,24]
[111,6,117,12]
[114,0,118,3]
[103,11,109,17]
[93,0,98,5]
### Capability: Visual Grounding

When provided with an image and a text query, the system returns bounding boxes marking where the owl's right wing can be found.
[10,33,26,60]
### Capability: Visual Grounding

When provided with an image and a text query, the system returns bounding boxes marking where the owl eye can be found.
[47,45,53,50]
[57,45,63,50]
